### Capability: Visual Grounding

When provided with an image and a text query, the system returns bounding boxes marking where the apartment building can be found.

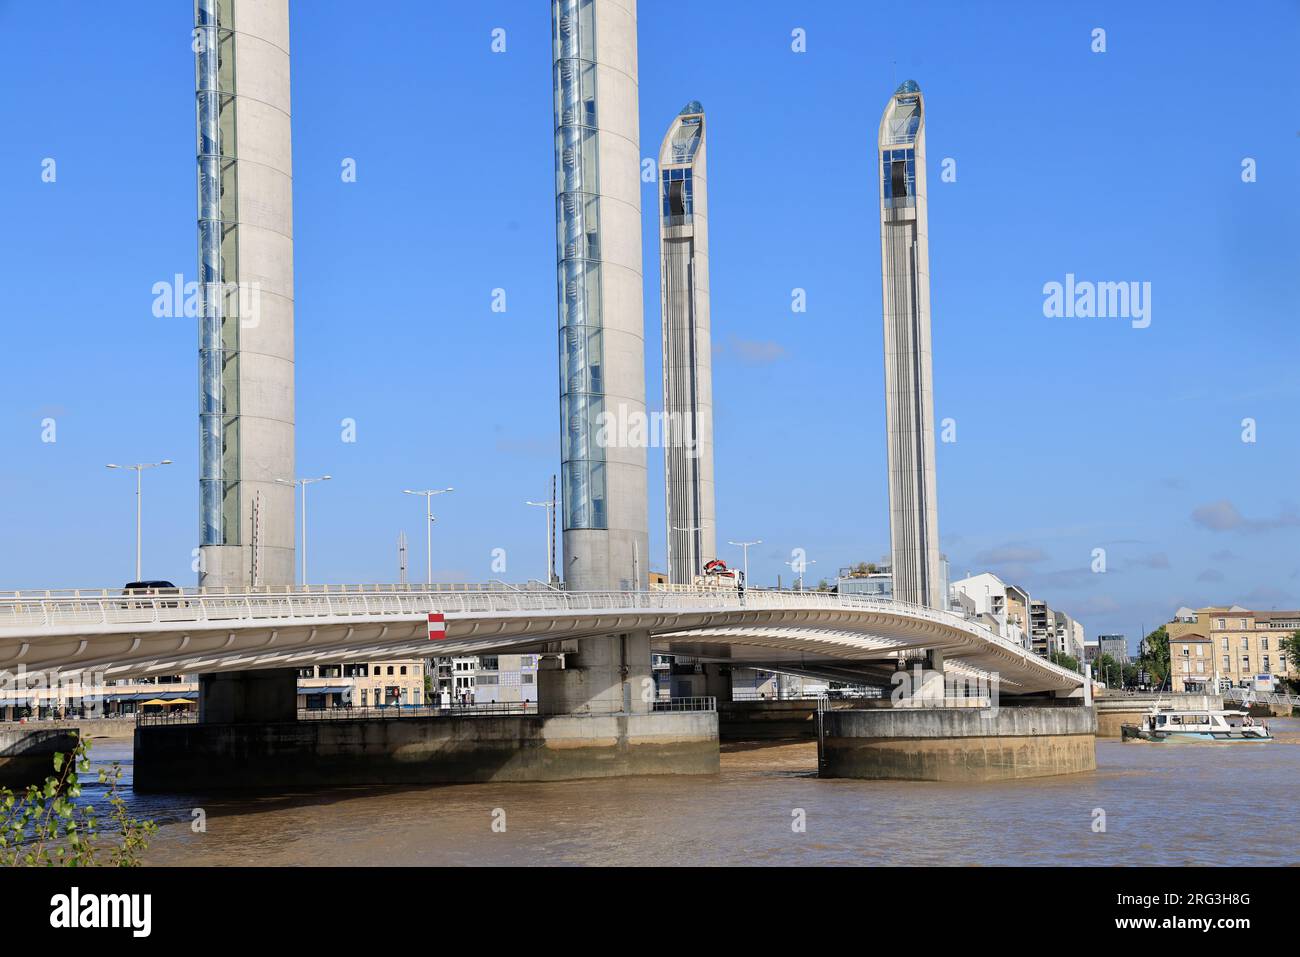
[428,654,539,705]
[1166,606,1298,691]
[1029,601,1055,657]
[1169,633,1214,692]
[297,659,426,709]
[1097,634,1130,665]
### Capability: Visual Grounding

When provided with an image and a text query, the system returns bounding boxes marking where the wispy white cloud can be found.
[1191,499,1300,533]
[974,544,1049,565]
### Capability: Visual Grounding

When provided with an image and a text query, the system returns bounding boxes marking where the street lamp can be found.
[727,539,762,588]
[525,499,556,584]
[403,487,453,586]
[785,557,817,592]
[277,475,331,585]
[105,459,172,581]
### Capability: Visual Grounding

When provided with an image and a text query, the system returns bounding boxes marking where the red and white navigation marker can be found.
[427,612,446,641]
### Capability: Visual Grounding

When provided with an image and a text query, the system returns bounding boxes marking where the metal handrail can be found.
[0,582,553,601]
[728,690,832,702]
[650,696,715,713]
[1223,687,1300,707]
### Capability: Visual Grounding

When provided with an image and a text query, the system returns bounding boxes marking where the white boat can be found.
[1121,705,1272,743]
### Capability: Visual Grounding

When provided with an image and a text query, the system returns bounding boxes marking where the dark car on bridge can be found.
[121,580,184,609]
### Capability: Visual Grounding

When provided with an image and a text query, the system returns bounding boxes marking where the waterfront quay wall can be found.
[134,711,719,791]
[818,706,1096,782]
[0,718,137,741]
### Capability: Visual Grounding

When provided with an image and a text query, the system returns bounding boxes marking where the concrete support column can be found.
[920,648,945,703]
[198,668,298,724]
[538,631,652,715]
[702,663,732,704]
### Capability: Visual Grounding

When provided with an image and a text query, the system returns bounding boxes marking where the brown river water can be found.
[79,719,1300,866]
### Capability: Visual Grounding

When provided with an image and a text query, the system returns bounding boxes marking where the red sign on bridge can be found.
[427,612,446,640]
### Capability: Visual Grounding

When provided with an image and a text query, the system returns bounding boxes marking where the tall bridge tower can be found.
[195,0,296,589]
[657,102,715,586]
[877,81,942,610]
[551,0,649,591]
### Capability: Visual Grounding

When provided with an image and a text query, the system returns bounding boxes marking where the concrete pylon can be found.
[876,80,942,610]
[196,0,296,589]
[552,0,648,591]
[658,102,716,585]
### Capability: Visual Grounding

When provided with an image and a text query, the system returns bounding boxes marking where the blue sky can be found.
[1,1,1297,650]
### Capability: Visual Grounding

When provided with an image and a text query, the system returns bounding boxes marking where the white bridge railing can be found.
[0,586,951,628]
[0,584,1082,684]
[1223,687,1300,708]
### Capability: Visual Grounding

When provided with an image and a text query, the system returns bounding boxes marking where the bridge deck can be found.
[0,587,1084,695]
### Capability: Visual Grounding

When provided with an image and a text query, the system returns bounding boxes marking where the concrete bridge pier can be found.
[533,631,720,777]
[538,633,652,715]
[817,705,1097,782]
[198,668,297,724]
[702,663,733,703]
[134,637,718,792]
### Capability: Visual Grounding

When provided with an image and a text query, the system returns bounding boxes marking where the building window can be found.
[882,148,916,207]
[1216,619,1225,629]
[1261,637,1269,651]
[1262,656,1270,672]
[1240,637,1249,649]
[400,666,407,676]
[1223,656,1231,672]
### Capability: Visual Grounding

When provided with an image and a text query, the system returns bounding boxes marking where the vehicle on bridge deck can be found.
[122,581,183,609]
[691,559,742,590]
[1121,706,1272,743]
